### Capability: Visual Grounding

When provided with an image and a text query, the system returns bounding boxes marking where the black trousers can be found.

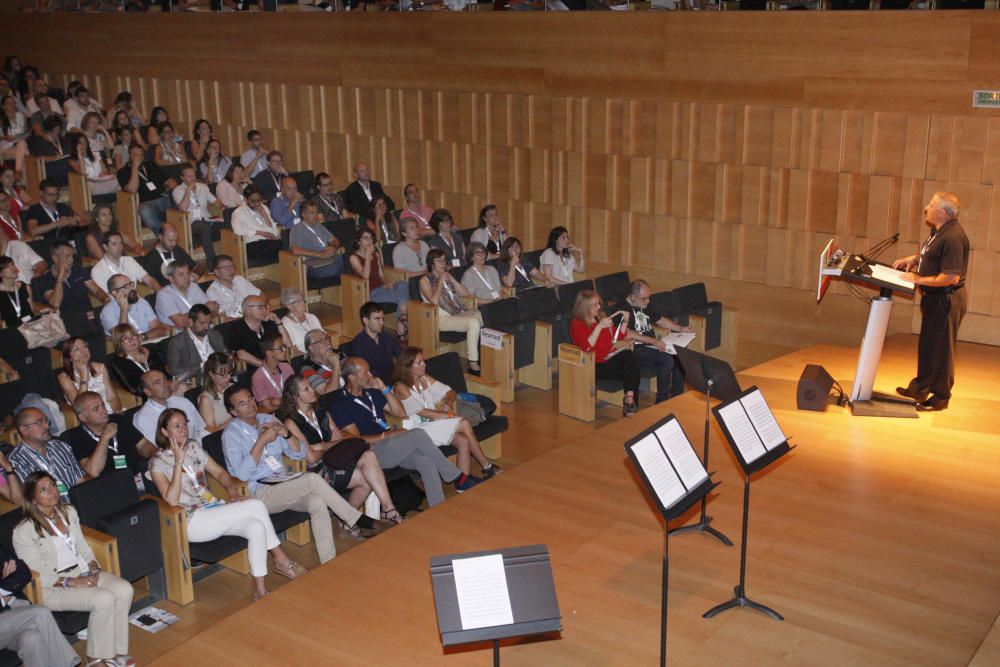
[190,219,217,265]
[595,349,640,395]
[631,344,685,403]
[911,287,967,400]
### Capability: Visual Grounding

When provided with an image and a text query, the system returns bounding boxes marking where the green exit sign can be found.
[973,90,1000,108]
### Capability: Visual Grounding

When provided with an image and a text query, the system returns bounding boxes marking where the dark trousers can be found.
[595,349,640,395]
[247,239,282,263]
[631,344,685,403]
[911,287,967,400]
[190,219,217,265]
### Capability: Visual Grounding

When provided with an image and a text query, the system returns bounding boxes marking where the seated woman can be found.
[13,471,135,667]
[110,125,135,172]
[150,408,306,601]
[153,121,185,169]
[470,204,506,260]
[68,132,119,198]
[230,184,282,262]
[84,203,140,260]
[280,287,322,355]
[143,106,169,148]
[427,208,467,268]
[281,374,404,529]
[496,236,547,292]
[419,248,482,375]
[199,352,235,434]
[216,162,249,210]
[0,231,45,286]
[348,229,409,339]
[57,337,123,415]
[365,196,400,246]
[0,95,29,179]
[198,138,231,186]
[0,165,32,232]
[393,346,501,480]
[79,112,112,162]
[185,118,214,165]
[540,225,585,286]
[0,255,34,327]
[569,289,640,417]
[460,241,502,303]
[107,323,165,399]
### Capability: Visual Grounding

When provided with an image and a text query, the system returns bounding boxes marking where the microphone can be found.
[865,232,899,263]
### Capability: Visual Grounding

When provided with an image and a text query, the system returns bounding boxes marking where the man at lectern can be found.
[891,191,970,412]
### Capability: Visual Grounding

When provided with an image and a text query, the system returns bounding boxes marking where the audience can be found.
[23,179,82,244]
[497,236,547,291]
[348,229,410,335]
[84,203,141,260]
[0,229,45,285]
[150,408,306,602]
[419,248,482,375]
[100,272,169,338]
[198,138,230,185]
[166,303,227,383]
[0,94,29,177]
[392,218,430,278]
[268,175,304,231]
[134,369,206,448]
[314,172,346,222]
[206,254,262,319]
[90,231,160,297]
[107,322,167,398]
[154,261,217,330]
[231,184,282,262]
[13,471,135,667]
[198,352,235,434]
[622,279,690,404]
[541,225,585,285]
[344,161,394,219]
[351,302,403,384]
[279,287,322,354]
[299,329,343,403]
[215,162,249,209]
[427,208,466,268]
[67,131,119,198]
[117,143,174,235]
[63,390,144,477]
[366,196,400,246]
[152,122,185,173]
[64,85,102,130]
[251,332,294,414]
[0,255,33,327]
[399,183,435,237]
[0,170,28,240]
[139,222,204,287]
[56,337,122,416]
[10,410,87,498]
[171,163,220,266]
[289,198,344,279]
[227,295,290,369]
[239,129,268,179]
[570,289,640,416]
[26,118,70,188]
[252,150,287,203]
[33,240,102,313]
[470,204,506,259]
[185,118,214,164]
[461,241,502,302]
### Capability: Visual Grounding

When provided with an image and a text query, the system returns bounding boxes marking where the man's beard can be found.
[127,291,139,304]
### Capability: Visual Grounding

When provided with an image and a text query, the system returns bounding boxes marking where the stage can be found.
[149,335,1000,666]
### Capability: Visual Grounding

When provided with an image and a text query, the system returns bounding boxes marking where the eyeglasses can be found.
[212,367,233,376]
[269,345,288,352]
[22,417,49,428]
[245,303,267,309]
[112,281,136,292]
[121,333,139,341]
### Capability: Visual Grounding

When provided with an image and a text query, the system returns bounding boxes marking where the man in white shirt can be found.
[239,129,268,179]
[24,79,61,116]
[230,185,282,263]
[64,86,103,131]
[133,370,208,447]
[154,261,218,329]
[206,254,261,319]
[400,183,435,237]
[90,231,160,297]
[171,164,221,266]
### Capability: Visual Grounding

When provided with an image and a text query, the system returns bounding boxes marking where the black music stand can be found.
[625,414,719,667]
[704,386,794,621]
[669,347,738,546]
[430,545,561,665]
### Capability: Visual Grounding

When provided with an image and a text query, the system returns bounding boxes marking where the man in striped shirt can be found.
[10,408,86,500]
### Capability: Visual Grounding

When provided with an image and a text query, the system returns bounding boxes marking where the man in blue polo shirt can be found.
[350,302,402,385]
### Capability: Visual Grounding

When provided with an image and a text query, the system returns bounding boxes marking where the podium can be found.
[818,239,917,418]
[704,386,794,621]
[625,414,720,666]
[430,545,561,665]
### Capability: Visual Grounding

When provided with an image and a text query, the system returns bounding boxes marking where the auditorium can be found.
[0,4,997,666]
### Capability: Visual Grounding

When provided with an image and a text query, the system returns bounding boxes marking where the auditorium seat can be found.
[556,342,626,423]
[424,351,507,459]
[218,229,280,283]
[594,271,631,313]
[67,171,93,222]
[23,156,45,200]
[114,190,148,248]
[478,296,553,399]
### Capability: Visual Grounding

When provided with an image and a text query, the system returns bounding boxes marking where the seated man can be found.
[289,198,344,280]
[0,542,79,667]
[226,294,290,369]
[166,303,228,384]
[251,332,294,414]
[351,302,403,385]
[154,260,218,330]
[268,176,304,231]
[622,279,691,404]
[315,172,346,223]
[65,85,102,130]
[10,408,86,500]
[171,163,221,266]
[221,386,380,563]
[26,117,71,188]
[133,369,206,449]
[62,391,145,477]
[251,150,287,203]
[139,222,204,287]
[392,218,431,278]
[206,254,262,320]
[90,231,160,297]
[230,184,282,262]
[32,240,103,313]
[343,161,394,219]
[300,329,342,404]
[331,357,474,505]
[22,179,82,245]
[400,183,435,237]
[100,273,170,338]
[239,129,268,179]
[117,142,175,235]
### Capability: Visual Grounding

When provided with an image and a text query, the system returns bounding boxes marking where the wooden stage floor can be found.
[150,335,1000,666]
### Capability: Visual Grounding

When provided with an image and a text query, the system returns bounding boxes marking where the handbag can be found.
[455,397,487,426]
[18,311,69,349]
[321,437,370,471]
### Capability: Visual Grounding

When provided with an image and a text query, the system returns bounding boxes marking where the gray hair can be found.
[340,356,365,381]
[302,328,327,351]
[280,287,305,307]
[629,279,650,298]
[932,191,960,219]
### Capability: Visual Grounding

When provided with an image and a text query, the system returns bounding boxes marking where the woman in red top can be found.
[569,289,641,416]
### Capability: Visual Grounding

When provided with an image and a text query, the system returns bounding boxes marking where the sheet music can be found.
[451,554,515,630]
[869,263,914,290]
[741,389,786,451]
[654,420,708,490]
[717,401,767,464]
[630,433,686,509]
[659,332,696,355]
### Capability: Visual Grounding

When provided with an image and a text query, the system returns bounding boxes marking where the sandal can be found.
[86,660,117,667]
[115,656,136,667]
[381,507,405,524]
[271,560,307,581]
[341,521,366,540]
[251,590,269,602]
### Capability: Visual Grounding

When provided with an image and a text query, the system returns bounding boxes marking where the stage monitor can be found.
[675,347,743,403]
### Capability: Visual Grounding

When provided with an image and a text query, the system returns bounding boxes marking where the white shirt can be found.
[134,396,208,444]
[540,248,577,283]
[91,254,150,295]
[4,240,43,284]
[206,275,261,319]
[231,204,280,244]
[281,312,322,353]
[172,182,217,221]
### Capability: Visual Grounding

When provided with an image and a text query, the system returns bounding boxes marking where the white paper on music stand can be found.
[659,332,696,355]
[452,554,515,630]
[631,433,686,508]
[741,389,786,451]
[717,401,767,464]
[653,420,708,490]
[869,263,914,291]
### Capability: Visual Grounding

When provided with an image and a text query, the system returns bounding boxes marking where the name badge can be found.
[145,181,157,192]
[375,418,389,431]
[451,259,461,267]
[264,455,283,473]
[113,454,127,470]
[56,480,69,497]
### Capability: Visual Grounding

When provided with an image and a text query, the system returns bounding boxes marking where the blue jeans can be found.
[631,344,685,403]
[370,281,411,308]
[137,195,171,235]
[306,254,345,279]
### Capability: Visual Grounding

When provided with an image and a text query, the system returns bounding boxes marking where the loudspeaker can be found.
[797,364,834,411]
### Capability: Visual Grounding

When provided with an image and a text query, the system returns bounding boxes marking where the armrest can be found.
[81,525,121,576]
[283,457,306,473]
[558,343,595,366]
[500,286,515,298]
[465,375,502,415]
[460,295,477,311]
[384,267,406,284]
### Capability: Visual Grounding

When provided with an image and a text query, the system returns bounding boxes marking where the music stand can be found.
[669,347,738,546]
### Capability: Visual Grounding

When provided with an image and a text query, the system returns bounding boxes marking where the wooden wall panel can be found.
[7,12,999,351]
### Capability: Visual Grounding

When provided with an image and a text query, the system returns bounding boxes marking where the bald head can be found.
[353,162,370,183]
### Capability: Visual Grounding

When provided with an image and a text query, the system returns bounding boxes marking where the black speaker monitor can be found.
[797,364,834,412]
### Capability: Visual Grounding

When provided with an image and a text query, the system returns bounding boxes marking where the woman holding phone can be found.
[569,289,640,416]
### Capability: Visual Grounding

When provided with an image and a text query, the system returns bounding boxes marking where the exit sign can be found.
[973,90,1000,108]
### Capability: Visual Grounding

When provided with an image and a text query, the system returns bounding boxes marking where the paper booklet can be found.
[659,332,696,355]
[716,388,787,465]
[629,418,709,510]
[604,339,634,360]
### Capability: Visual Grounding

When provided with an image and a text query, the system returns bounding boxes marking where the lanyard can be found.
[138,166,149,183]
[84,425,118,453]
[303,223,327,248]
[0,214,20,239]
[442,233,455,255]
[7,287,20,315]
[102,256,123,277]
[157,248,174,267]
[471,267,498,298]
[42,205,59,223]
[321,196,340,215]
[361,182,372,201]
[250,207,271,232]
[190,331,212,361]
[171,285,192,310]
[46,517,90,572]
[406,243,424,266]
[270,171,281,191]
[298,409,322,438]
[515,263,529,282]
[412,380,435,410]
[406,208,427,224]
[127,354,149,374]
[918,231,938,273]
[261,365,283,393]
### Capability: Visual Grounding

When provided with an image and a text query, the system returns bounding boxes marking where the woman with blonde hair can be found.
[569,289,640,416]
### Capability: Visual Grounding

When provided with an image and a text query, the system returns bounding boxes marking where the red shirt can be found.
[570,317,618,363]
